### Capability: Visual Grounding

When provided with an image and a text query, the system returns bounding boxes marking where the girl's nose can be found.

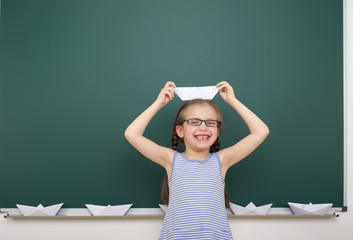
[198,121,208,129]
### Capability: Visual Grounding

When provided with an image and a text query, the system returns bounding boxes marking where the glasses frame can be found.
[182,118,222,127]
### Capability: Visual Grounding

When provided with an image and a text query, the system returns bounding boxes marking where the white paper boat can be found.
[288,202,333,215]
[230,202,272,215]
[16,203,63,216]
[85,204,133,216]
[173,86,219,101]
[159,204,168,213]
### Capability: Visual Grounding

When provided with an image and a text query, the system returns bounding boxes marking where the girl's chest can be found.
[173,161,222,183]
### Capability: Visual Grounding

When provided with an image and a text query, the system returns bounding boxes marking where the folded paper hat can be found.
[173,86,219,101]
[85,204,133,216]
[159,204,168,213]
[16,203,63,216]
[288,202,333,215]
[230,202,272,215]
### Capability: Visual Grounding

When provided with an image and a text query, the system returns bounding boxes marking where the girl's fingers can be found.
[164,81,176,88]
[164,87,174,98]
[166,88,174,99]
[216,82,229,92]
[162,82,176,98]
[216,81,235,103]
[216,81,229,88]
[156,82,177,106]
[161,88,174,100]
[217,84,229,93]
[165,91,172,100]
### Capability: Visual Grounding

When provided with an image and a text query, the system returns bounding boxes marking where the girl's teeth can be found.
[196,136,208,139]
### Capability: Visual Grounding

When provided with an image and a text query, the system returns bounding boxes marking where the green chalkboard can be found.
[0,0,343,208]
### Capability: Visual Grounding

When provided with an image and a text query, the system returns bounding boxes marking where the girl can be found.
[125,81,269,239]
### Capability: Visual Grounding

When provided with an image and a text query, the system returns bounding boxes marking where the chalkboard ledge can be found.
[1,208,340,219]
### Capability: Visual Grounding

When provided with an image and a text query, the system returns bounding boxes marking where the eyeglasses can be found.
[182,118,222,127]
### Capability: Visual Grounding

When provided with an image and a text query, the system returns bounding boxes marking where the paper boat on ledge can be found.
[173,86,219,101]
[230,202,272,215]
[85,204,133,216]
[288,202,333,215]
[159,204,168,213]
[16,203,63,216]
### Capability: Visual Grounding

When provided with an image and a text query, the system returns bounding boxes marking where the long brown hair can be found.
[161,99,230,208]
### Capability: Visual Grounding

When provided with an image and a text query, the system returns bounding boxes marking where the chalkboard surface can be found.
[0,0,343,208]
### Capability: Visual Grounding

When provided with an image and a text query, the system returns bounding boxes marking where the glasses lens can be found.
[206,120,220,127]
[187,119,201,126]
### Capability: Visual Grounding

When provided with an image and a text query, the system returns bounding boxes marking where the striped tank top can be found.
[159,151,233,240]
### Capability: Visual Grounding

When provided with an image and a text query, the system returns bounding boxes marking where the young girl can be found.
[125,81,269,240]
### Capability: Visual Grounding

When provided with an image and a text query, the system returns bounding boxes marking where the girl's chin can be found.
[192,140,215,149]
[185,137,217,150]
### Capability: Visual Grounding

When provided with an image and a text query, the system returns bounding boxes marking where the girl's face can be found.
[175,104,220,153]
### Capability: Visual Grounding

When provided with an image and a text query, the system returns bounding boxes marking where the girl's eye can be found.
[207,120,218,127]
[207,121,217,126]
[190,119,200,125]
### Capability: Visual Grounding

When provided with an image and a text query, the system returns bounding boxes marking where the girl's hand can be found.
[156,81,176,107]
[216,81,236,104]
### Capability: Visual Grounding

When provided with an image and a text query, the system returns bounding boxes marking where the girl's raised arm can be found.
[217,81,270,175]
[124,82,175,172]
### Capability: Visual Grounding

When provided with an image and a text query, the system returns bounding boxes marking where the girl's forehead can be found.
[184,104,218,118]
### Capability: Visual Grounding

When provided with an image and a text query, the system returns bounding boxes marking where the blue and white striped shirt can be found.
[159,151,233,240]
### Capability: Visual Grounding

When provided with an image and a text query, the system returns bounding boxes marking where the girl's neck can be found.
[184,149,210,161]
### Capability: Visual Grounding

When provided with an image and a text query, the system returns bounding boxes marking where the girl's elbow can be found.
[257,127,269,139]
[262,127,270,139]
[264,126,270,136]
[124,129,133,141]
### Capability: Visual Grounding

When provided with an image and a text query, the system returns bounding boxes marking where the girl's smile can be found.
[194,134,210,140]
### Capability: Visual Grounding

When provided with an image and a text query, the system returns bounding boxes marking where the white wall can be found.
[1,1,353,239]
